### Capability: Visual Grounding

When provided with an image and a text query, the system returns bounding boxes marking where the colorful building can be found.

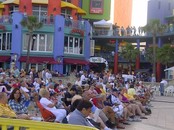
[82,0,111,21]
[147,0,174,24]
[113,0,133,28]
[0,0,91,74]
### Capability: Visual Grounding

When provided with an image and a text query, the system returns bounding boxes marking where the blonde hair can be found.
[39,88,49,97]
[71,95,82,104]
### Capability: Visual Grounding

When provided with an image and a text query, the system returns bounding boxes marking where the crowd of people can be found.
[0,67,153,130]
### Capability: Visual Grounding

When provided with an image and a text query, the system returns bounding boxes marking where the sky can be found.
[131,0,148,28]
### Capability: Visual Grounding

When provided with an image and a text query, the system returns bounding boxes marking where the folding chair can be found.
[36,101,56,122]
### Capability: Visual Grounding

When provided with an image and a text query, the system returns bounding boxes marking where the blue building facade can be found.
[147,0,174,24]
[0,12,91,74]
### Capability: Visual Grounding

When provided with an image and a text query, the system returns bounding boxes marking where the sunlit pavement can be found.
[124,96,174,130]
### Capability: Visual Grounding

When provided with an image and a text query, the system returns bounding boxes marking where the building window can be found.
[62,0,72,3]
[64,36,84,55]
[0,32,12,51]
[158,1,161,9]
[61,8,72,18]
[33,5,47,22]
[90,40,95,56]
[9,5,19,14]
[23,33,53,52]
[61,0,72,18]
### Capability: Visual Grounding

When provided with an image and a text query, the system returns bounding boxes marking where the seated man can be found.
[68,99,94,127]
[68,99,113,130]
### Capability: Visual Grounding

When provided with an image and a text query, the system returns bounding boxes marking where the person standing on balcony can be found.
[121,26,125,36]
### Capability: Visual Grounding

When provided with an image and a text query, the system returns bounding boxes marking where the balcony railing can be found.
[65,18,85,30]
[92,25,174,37]
[94,52,148,62]
[0,15,12,24]
[27,15,55,25]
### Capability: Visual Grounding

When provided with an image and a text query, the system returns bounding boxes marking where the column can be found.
[11,12,23,69]
[19,0,32,15]
[156,37,162,82]
[48,0,61,16]
[136,39,140,70]
[114,39,119,74]
[84,20,91,71]
[53,15,65,74]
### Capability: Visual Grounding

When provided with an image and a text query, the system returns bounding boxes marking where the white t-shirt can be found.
[40,97,57,111]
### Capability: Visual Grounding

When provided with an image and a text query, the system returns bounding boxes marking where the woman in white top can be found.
[39,88,67,122]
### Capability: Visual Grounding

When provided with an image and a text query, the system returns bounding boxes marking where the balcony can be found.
[94,52,149,63]
[64,18,85,30]
[92,25,174,37]
[0,15,12,24]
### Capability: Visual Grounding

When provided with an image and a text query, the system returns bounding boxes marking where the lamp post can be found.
[10,53,18,73]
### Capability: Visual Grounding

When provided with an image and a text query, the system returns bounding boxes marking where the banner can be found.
[90,0,103,14]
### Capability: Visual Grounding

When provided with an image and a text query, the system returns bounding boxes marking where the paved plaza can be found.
[125,96,174,130]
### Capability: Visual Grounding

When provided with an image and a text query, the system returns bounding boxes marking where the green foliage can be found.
[157,44,174,66]
[142,19,167,75]
[142,19,167,36]
[145,47,158,64]
[20,16,43,33]
[120,43,139,62]
[20,16,43,71]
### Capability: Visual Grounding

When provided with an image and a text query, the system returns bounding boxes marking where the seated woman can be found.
[39,88,67,123]
[8,88,30,119]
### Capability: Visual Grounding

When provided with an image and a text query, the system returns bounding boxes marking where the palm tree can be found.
[120,43,139,74]
[145,46,158,64]
[21,16,43,72]
[157,44,174,69]
[142,19,166,76]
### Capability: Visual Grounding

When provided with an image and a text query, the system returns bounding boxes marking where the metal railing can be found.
[0,117,98,130]
[0,15,12,24]
[94,52,148,62]
[65,18,85,30]
[92,25,174,37]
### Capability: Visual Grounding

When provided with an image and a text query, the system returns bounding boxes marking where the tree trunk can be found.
[152,35,156,77]
[26,33,32,73]
[128,61,132,75]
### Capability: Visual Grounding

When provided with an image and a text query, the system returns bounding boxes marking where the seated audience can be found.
[39,88,67,122]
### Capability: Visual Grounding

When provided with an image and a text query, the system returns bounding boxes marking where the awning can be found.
[76,7,86,15]
[19,56,58,64]
[61,1,78,9]
[2,0,19,4]
[2,0,79,10]
[32,0,48,4]
[64,58,89,65]
[0,4,4,8]
[164,66,174,71]
[0,56,10,62]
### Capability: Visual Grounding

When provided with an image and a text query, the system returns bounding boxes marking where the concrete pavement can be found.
[124,96,174,130]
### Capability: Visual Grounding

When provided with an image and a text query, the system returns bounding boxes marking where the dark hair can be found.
[70,87,77,92]
[9,88,22,102]
[77,99,93,111]
[70,99,82,112]
[130,84,134,88]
